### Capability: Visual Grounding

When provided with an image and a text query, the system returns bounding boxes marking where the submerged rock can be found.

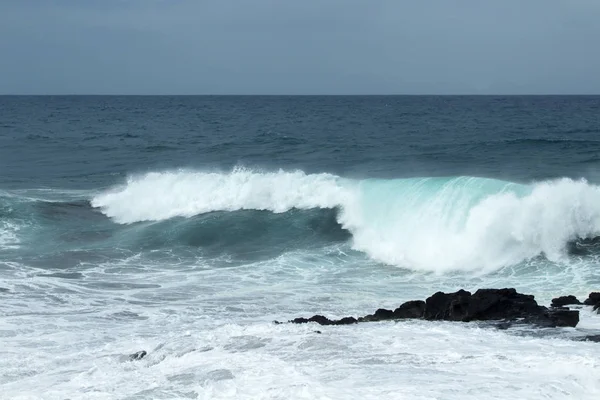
[128,350,147,361]
[551,295,582,308]
[582,335,600,343]
[290,288,580,328]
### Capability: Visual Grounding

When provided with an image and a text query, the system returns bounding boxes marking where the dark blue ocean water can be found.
[2,96,600,190]
[2,96,600,399]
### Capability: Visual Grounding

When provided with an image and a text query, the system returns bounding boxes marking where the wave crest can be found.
[91,169,600,273]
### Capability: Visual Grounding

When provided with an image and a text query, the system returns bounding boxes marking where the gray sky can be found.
[1,0,599,94]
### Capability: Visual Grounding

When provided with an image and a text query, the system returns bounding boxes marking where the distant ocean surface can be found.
[1,96,600,399]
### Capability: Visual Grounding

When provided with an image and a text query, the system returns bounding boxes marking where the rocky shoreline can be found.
[285,288,600,338]
[127,288,600,361]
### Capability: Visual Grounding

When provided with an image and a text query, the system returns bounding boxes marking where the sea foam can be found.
[91,168,600,272]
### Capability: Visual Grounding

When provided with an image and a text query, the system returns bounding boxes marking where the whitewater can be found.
[3,168,600,399]
[93,168,600,273]
[3,95,600,400]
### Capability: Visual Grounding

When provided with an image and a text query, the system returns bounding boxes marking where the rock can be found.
[468,288,542,321]
[538,308,580,328]
[583,335,600,342]
[424,289,472,321]
[583,292,600,312]
[393,300,426,319]
[421,288,578,326]
[336,317,358,325]
[291,315,333,325]
[289,288,580,329]
[359,308,395,322]
[495,322,512,330]
[129,350,147,361]
[290,315,357,326]
[551,295,582,307]
[358,300,425,322]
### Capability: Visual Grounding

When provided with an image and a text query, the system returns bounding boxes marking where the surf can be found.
[85,168,600,272]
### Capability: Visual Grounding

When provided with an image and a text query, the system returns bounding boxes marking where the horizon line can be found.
[1,93,600,96]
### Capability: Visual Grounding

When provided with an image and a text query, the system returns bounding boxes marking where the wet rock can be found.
[583,292,600,305]
[337,316,358,325]
[567,237,600,255]
[290,288,580,329]
[551,295,582,308]
[583,292,600,312]
[424,289,472,321]
[393,300,426,319]
[290,315,357,326]
[495,322,512,330]
[359,308,395,322]
[291,315,334,325]
[468,288,541,321]
[583,335,600,343]
[359,300,426,322]
[538,308,580,328]
[128,350,147,361]
[423,288,578,327]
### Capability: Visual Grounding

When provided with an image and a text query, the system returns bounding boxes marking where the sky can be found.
[1,0,599,95]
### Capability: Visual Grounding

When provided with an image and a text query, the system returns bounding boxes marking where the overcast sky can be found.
[1,0,599,94]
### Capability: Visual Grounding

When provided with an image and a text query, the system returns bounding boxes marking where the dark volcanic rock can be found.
[424,289,472,321]
[423,288,540,322]
[291,315,333,325]
[129,350,147,361]
[291,315,357,326]
[423,288,578,327]
[337,317,358,325]
[583,335,600,343]
[359,308,395,322]
[467,288,541,321]
[358,300,425,322]
[289,288,580,329]
[583,292,600,305]
[551,295,582,307]
[394,300,426,319]
[584,292,600,312]
[539,309,580,328]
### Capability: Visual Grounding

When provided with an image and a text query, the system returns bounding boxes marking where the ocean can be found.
[1,95,600,399]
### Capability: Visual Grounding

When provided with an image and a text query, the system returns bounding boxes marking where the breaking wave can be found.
[87,168,600,272]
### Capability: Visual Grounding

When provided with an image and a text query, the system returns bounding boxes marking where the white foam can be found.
[92,169,600,273]
[2,317,599,399]
[0,220,21,250]
[91,168,347,222]
[346,177,600,273]
[2,244,599,399]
